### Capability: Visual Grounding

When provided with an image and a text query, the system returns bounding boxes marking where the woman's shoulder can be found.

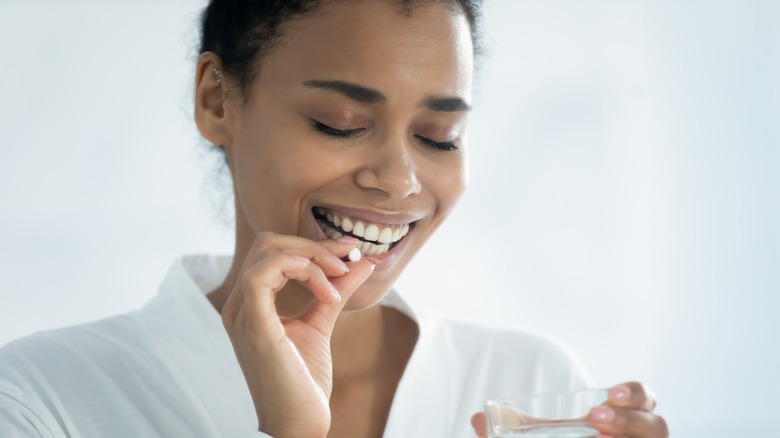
[0,255,229,385]
[0,313,146,384]
[0,292,255,437]
[418,313,592,394]
[433,315,584,363]
[0,313,150,433]
[383,291,591,391]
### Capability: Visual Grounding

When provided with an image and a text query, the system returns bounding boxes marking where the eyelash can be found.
[311,121,363,139]
[311,120,458,152]
[414,135,458,152]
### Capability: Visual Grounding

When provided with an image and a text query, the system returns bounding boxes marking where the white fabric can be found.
[0,255,591,438]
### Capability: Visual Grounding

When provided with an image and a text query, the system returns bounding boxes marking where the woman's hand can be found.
[220,232,375,438]
[470,382,669,438]
[587,382,668,438]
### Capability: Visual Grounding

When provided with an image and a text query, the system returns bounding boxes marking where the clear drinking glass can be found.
[485,389,607,437]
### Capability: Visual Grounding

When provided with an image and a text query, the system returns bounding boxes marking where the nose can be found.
[355,136,421,199]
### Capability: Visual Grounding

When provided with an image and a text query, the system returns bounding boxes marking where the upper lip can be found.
[313,204,425,225]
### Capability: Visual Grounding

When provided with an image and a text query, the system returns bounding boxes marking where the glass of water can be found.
[485,389,608,437]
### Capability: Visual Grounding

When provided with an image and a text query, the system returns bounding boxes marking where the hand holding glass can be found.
[485,389,607,437]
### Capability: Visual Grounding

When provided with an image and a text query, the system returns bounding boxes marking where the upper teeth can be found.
[316,207,410,244]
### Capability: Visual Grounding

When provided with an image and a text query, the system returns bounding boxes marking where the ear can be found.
[194,52,234,147]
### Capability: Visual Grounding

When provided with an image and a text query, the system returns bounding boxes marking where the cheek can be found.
[426,154,468,216]
[232,133,354,234]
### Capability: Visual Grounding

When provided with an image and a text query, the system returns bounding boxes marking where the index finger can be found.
[245,232,355,278]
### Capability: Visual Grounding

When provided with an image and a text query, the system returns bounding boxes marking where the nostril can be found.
[354,165,421,199]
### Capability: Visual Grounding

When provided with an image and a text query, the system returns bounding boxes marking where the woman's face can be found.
[225,0,473,309]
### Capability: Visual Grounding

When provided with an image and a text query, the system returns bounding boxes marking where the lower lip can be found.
[309,215,412,271]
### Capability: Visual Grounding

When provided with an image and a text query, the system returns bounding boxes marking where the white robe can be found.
[0,255,591,438]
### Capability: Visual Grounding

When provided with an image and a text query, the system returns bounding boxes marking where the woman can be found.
[0,0,668,437]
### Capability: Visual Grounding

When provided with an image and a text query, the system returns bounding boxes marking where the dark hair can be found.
[199,0,482,100]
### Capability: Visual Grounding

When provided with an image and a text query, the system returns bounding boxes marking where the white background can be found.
[1,1,778,436]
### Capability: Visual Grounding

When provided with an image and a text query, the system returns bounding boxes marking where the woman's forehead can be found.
[253,0,474,101]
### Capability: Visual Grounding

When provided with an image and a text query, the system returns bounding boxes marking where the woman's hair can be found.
[199,0,483,101]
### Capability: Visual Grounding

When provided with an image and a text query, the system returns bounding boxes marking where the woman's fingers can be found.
[300,236,358,276]
[607,382,657,412]
[224,253,304,318]
[233,232,361,315]
[299,259,376,335]
[225,237,346,320]
[243,232,354,278]
[589,382,666,437]
[228,232,374,337]
[470,413,488,438]
[329,259,375,294]
[590,404,669,438]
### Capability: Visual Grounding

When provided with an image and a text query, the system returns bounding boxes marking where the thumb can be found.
[330,259,375,297]
[299,259,375,333]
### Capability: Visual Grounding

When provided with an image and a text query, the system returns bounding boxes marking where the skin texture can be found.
[192,1,669,437]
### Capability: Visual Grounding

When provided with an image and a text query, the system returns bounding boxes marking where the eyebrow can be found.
[422,96,472,112]
[303,80,386,104]
[303,79,471,112]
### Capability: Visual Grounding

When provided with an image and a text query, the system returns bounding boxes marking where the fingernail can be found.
[591,406,615,423]
[608,385,631,402]
[337,236,359,244]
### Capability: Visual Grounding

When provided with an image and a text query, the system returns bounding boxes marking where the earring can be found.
[213,66,222,87]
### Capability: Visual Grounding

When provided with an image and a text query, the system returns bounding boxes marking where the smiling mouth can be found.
[312,207,412,257]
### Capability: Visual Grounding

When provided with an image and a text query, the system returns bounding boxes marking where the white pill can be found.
[347,247,362,262]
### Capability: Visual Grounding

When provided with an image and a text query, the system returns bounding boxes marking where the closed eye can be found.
[414,135,458,152]
[312,120,457,151]
[311,120,364,139]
